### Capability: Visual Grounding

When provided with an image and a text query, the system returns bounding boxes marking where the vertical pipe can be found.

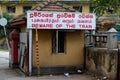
[117,49,120,80]
[29,29,32,76]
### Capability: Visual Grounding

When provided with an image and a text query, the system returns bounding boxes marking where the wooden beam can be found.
[35,29,40,75]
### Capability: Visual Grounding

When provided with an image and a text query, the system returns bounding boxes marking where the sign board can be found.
[27,11,96,30]
[0,18,7,26]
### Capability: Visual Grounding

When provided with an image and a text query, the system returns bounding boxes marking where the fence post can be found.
[107,28,117,49]
[85,30,91,47]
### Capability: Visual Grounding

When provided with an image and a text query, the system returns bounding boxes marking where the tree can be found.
[2,0,25,3]
[90,0,120,17]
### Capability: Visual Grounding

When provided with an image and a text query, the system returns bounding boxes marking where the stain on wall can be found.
[85,47,118,80]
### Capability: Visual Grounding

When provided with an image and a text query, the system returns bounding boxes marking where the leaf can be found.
[90,0,120,17]
[19,0,25,3]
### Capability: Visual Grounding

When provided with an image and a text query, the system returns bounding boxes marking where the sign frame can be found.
[27,11,96,30]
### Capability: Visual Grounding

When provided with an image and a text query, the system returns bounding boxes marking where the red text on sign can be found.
[56,24,62,28]
[32,24,53,28]
[79,24,92,29]
[66,24,75,29]
[57,13,75,18]
[30,12,53,18]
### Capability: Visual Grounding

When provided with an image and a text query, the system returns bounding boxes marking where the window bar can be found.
[56,30,58,53]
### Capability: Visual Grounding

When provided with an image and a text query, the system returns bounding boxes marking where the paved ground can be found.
[0,51,93,80]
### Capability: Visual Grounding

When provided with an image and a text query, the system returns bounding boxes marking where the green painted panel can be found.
[116,24,120,30]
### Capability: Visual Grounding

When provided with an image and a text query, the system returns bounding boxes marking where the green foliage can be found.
[19,0,27,3]
[0,28,5,39]
[90,0,120,16]
[90,0,120,6]
[1,0,27,3]
[19,0,24,3]
[1,12,13,21]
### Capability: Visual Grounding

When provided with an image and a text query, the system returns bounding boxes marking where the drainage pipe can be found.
[29,29,32,76]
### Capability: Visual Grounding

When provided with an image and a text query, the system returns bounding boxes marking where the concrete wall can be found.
[1,2,90,16]
[85,47,118,80]
[18,25,85,74]
[1,2,40,16]
[82,3,90,13]
[32,30,84,67]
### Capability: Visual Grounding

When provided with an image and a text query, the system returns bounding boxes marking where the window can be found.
[90,7,95,13]
[73,6,82,12]
[23,6,32,13]
[7,6,16,13]
[52,31,65,53]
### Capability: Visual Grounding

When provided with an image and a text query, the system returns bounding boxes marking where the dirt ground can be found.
[0,51,93,80]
